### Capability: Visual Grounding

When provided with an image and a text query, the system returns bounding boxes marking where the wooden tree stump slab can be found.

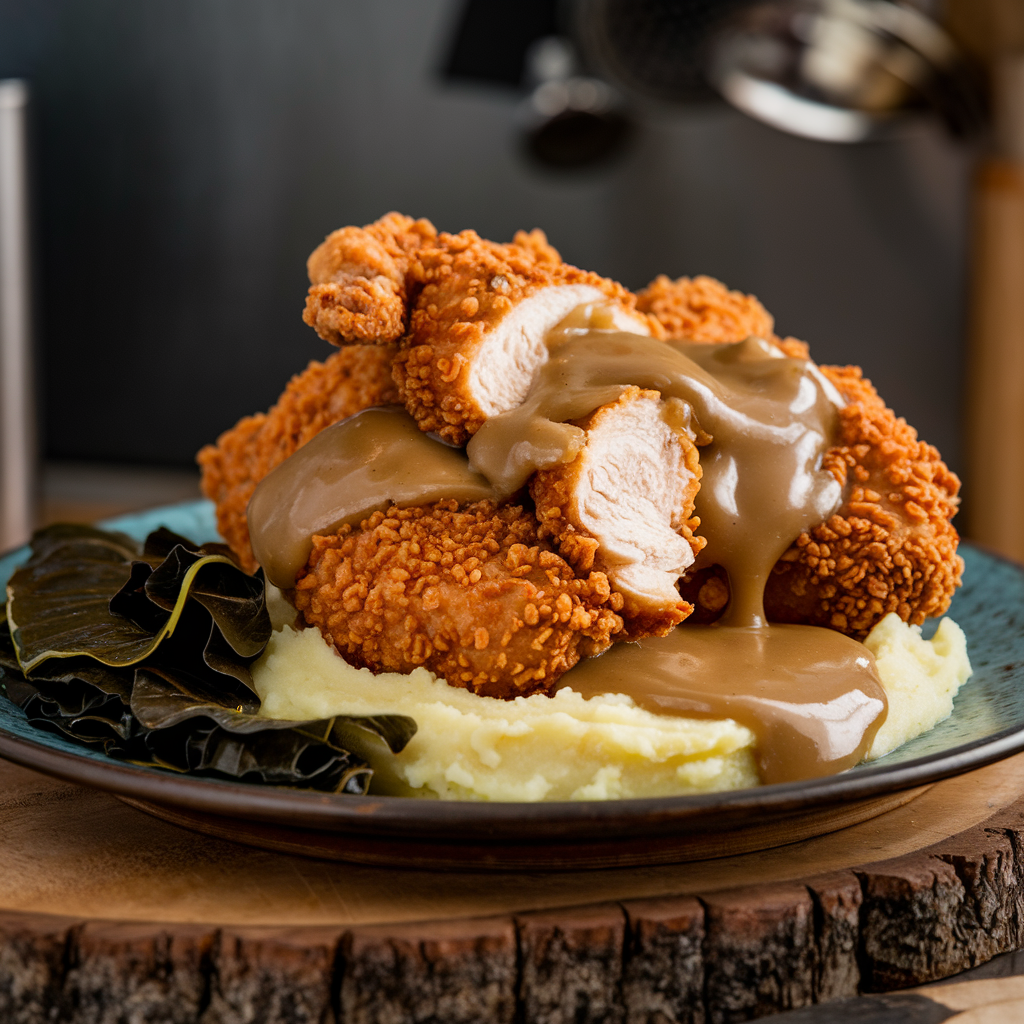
[4,753,1024,1023]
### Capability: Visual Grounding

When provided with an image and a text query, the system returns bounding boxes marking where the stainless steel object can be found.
[0,80,36,549]
[707,0,982,141]
[575,0,984,143]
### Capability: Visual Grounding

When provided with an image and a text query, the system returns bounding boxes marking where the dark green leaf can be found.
[0,523,418,793]
[7,525,268,674]
[7,529,152,671]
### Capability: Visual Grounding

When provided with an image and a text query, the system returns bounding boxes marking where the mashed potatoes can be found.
[862,614,972,760]
[253,608,971,801]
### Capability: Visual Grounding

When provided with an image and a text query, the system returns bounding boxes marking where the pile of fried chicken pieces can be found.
[199,213,963,700]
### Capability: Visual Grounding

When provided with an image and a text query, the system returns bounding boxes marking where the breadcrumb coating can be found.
[394,229,662,445]
[531,388,705,638]
[682,366,963,638]
[293,500,625,698]
[762,365,963,638]
[635,273,810,360]
[198,345,398,571]
[303,212,436,346]
[636,275,775,344]
[205,214,962,662]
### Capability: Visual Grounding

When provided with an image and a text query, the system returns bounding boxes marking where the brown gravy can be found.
[466,330,846,629]
[556,625,884,784]
[247,306,888,784]
[249,407,496,588]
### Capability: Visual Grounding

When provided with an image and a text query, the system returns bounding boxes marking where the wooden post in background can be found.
[966,132,1024,557]
[947,0,1024,558]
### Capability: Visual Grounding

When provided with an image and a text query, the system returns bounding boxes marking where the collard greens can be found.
[0,524,416,793]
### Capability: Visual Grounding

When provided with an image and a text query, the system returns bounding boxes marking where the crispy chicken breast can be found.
[679,365,963,638]
[531,387,705,637]
[198,345,398,571]
[293,500,624,698]
[762,365,963,638]
[394,229,659,445]
[203,213,963,666]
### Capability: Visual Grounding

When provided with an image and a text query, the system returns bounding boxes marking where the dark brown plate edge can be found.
[1,529,1023,844]
[1,717,1023,844]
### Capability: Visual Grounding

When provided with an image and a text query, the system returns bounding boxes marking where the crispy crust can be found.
[214,216,962,652]
[292,500,625,698]
[530,387,704,638]
[762,366,963,638]
[636,274,775,344]
[394,229,663,445]
[774,336,810,359]
[197,345,398,571]
[682,366,963,637]
[302,212,437,345]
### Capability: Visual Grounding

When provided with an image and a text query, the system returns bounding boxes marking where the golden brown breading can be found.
[682,366,963,638]
[512,227,563,265]
[635,273,810,359]
[636,274,775,344]
[198,345,398,572]
[762,365,962,638]
[394,229,662,445]
[530,387,704,638]
[292,500,625,698]
[302,212,436,346]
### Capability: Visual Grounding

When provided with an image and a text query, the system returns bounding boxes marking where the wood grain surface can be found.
[3,753,1024,1022]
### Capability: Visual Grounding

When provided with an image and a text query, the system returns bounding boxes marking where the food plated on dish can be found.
[0,211,973,807]
[186,212,970,801]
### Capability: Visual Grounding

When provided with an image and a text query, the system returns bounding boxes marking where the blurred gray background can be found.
[0,0,974,477]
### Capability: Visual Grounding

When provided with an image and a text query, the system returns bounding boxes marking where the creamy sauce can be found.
[249,407,496,588]
[246,305,889,785]
[467,331,844,627]
[557,625,884,783]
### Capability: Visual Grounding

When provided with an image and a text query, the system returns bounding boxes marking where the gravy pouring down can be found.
[249,306,889,785]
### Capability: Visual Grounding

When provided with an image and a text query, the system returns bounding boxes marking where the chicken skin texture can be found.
[394,229,660,445]
[636,275,962,636]
[637,273,810,359]
[202,219,657,573]
[203,213,962,664]
[530,387,705,638]
[303,212,437,346]
[762,365,962,637]
[198,345,398,572]
[636,274,774,344]
[293,500,625,698]
[681,366,963,638]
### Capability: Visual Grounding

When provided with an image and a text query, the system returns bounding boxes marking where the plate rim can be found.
[0,502,1021,843]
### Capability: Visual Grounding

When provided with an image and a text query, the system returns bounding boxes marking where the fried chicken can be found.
[394,229,660,445]
[198,345,398,571]
[681,365,963,638]
[203,218,661,575]
[293,500,625,698]
[531,387,705,637]
[636,273,810,359]
[203,213,962,684]
[640,274,962,636]
[762,365,963,638]
[303,212,437,346]
[636,274,774,344]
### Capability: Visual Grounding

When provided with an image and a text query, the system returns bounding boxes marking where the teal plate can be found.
[0,499,1020,870]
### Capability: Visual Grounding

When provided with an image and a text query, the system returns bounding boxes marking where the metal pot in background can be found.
[574,0,985,143]
[443,0,983,167]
